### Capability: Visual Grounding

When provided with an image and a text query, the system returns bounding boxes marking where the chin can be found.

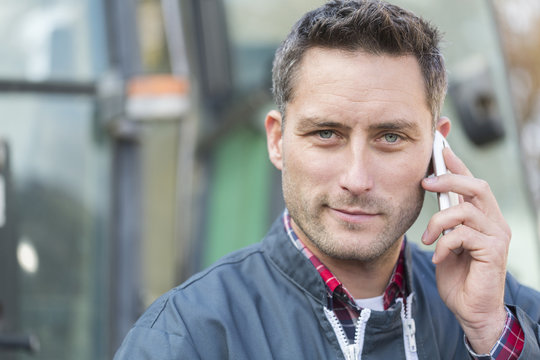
[315,233,400,263]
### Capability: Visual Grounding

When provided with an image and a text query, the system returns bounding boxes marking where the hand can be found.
[421,147,511,354]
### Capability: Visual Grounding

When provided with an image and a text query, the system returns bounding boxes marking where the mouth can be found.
[328,207,380,224]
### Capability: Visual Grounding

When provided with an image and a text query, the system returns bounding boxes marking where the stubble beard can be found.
[283,175,425,263]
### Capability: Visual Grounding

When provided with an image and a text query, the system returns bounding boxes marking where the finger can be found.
[432,224,509,265]
[422,174,502,220]
[443,227,464,254]
[422,147,511,236]
[431,225,471,263]
[442,147,473,177]
[422,202,496,246]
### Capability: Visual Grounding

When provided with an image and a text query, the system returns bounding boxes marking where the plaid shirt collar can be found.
[283,210,407,311]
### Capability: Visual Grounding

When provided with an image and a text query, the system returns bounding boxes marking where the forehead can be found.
[287,48,432,130]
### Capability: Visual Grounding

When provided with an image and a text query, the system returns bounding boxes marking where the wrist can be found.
[462,307,508,355]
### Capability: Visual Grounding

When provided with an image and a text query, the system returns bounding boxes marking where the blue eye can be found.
[318,130,334,139]
[384,133,400,143]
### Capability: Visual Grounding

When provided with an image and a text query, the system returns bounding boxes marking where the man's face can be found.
[266,48,434,263]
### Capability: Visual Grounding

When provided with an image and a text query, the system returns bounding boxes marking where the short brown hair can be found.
[272,0,447,124]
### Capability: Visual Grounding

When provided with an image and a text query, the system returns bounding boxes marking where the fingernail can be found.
[421,229,429,243]
[423,176,437,184]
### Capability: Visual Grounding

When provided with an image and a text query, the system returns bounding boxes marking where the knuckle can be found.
[476,179,491,193]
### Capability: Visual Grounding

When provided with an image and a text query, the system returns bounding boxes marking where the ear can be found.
[436,116,451,138]
[265,110,284,171]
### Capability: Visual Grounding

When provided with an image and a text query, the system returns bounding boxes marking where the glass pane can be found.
[138,121,181,306]
[0,94,111,360]
[492,0,540,236]
[136,0,172,74]
[0,0,107,81]
[225,0,326,93]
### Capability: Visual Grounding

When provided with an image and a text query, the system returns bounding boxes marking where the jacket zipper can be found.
[398,294,418,360]
[324,307,371,360]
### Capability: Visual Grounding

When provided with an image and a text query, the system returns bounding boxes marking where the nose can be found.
[338,145,374,195]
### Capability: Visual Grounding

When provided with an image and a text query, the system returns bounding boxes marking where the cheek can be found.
[379,148,432,187]
[284,146,338,185]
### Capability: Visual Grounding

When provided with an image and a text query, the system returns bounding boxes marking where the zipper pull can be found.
[404,318,417,352]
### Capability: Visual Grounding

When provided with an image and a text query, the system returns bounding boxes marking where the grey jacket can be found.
[115,217,540,359]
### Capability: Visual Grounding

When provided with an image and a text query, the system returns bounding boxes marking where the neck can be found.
[305,237,403,300]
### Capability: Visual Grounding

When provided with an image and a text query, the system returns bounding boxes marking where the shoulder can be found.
[180,243,266,290]
[504,272,540,314]
[114,243,272,358]
[134,242,270,328]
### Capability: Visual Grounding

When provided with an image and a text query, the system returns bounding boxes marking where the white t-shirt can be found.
[355,294,384,311]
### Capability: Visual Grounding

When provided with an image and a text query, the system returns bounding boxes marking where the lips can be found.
[329,207,379,224]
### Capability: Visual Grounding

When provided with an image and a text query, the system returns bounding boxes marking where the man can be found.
[115,1,540,359]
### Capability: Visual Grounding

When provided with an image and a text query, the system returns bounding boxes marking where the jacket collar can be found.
[262,216,328,304]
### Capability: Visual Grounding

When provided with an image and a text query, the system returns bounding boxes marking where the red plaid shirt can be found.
[282,211,523,359]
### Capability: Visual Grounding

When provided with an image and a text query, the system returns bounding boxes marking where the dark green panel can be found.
[204,127,272,266]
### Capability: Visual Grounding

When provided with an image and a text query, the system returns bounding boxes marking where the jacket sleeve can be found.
[503,273,540,359]
[114,325,200,360]
[511,306,540,359]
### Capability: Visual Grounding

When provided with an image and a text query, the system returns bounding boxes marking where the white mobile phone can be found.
[432,131,460,233]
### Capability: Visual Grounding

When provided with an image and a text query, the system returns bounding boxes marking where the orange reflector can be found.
[125,75,190,120]
[127,75,189,96]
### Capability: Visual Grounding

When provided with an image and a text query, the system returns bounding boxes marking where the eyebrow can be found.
[296,116,421,134]
[368,119,421,134]
[295,116,351,131]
